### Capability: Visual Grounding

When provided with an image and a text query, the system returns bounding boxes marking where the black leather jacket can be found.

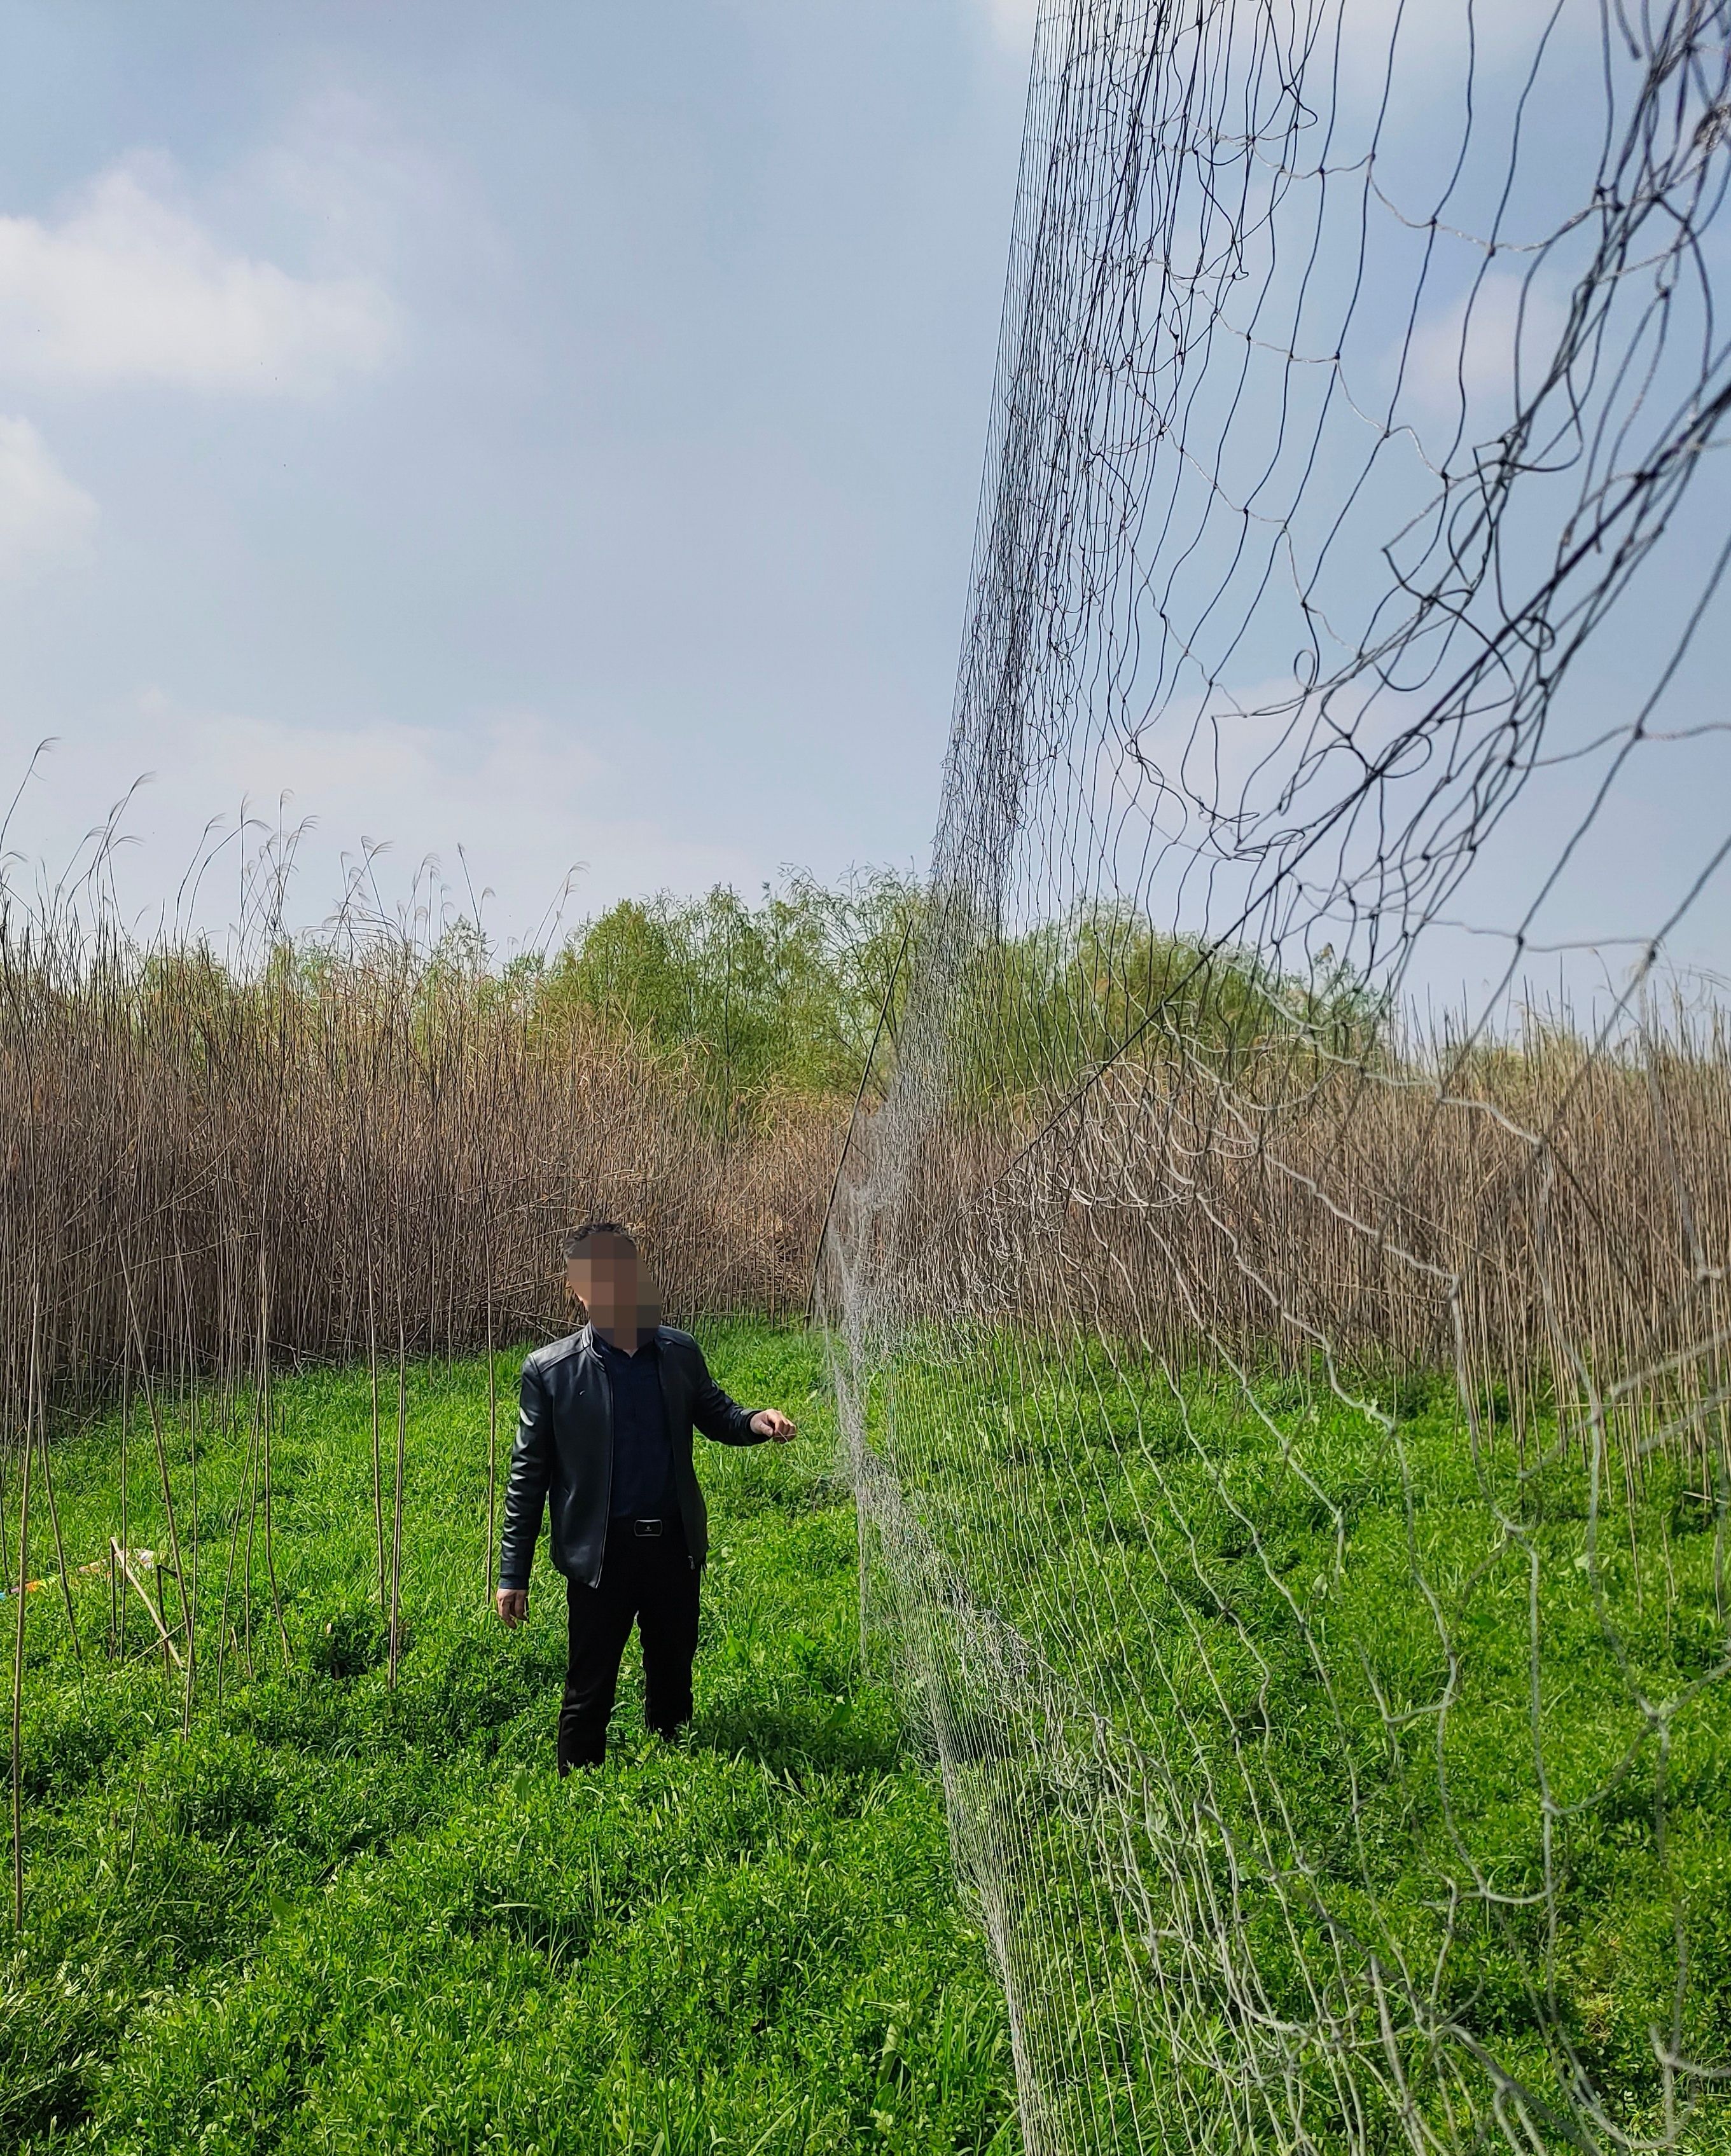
[498,1325,765,1590]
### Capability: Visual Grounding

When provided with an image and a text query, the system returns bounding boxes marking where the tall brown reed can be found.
[831,1010,1731,1456]
[8,1294,36,1928]
[0,916,842,1418]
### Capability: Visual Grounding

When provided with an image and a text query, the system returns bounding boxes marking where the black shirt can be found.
[594,1330,676,1520]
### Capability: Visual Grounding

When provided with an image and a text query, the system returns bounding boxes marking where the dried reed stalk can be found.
[388,1318,406,1689]
[214,1383,263,1707]
[35,1395,80,1673]
[116,1334,129,1662]
[368,1264,384,1606]
[9,1294,36,1928]
[121,1260,191,1724]
[111,1542,184,1671]
[257,1245,288,1665]
[484,1257,497,1608]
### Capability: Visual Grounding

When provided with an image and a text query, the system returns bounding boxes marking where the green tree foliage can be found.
[528,871,922,1115]
[949,904,1386,1106]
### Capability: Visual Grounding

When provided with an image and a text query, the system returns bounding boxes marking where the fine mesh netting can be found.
[818,1,1731,2149]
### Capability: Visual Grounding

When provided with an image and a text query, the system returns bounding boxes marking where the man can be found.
[495,1221,796,1771]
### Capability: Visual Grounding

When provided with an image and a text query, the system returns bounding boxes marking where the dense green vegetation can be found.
[1,1326,1018,2154]
[13,1305,1726,2152]
[527,873,921,1107]
[483,874,1377,1114]
[880,1340,1731,2148]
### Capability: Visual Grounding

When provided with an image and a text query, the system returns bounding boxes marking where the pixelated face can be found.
[565,1234,662,1345]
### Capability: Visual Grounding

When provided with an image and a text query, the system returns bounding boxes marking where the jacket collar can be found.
[581,1320,664,1358]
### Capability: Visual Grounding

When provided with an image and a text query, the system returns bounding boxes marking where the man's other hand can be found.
[496,1587,529,1627]
[751,1409,797,1443]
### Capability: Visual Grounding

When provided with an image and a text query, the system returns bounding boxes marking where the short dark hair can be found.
[562,1220,632,1262]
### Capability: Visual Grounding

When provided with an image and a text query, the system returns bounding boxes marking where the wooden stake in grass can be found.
[121,1255,193,1721]
[36,1378,81,1675]
[179,1241,198,1732]
[388,1317,407,1689]
[0,1377,10,1608]
[111,1540,184,1671]
[8,1294,38,1931]
[154,1555,172,1682]
[117,1330,130,1664]
[213,1381,261,1708]
[368,1261,386,1607]
[240,1371,262,1682]
[257,1240,290,1666]
[18,1293,81,1678]
[485,1261,498,1608]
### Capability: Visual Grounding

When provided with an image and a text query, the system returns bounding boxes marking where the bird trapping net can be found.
[819,1,1731,2149]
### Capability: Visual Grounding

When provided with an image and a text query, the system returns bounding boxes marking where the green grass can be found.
[872,1337,1731,2150]
[1,1323,1020,2154]
[16,1318,1730,2153]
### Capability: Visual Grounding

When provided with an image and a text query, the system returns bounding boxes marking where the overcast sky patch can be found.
[0,413,95,576]
[0,160,397,393]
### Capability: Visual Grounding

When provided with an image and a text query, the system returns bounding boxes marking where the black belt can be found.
[628,1516,665,1538]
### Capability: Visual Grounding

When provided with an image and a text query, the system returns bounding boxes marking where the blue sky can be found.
[960,0,1731,1018]
[0,0,1036,943]
[0,0,1724,1016]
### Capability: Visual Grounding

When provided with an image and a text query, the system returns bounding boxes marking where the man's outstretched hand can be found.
[496,1587,529,1627]
[751,1409,797,1443]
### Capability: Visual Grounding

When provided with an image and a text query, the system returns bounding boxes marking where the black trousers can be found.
[558,1517,700,1772]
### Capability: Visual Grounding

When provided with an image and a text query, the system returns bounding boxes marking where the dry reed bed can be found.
[11,907,1728,1453]
[0,930,840,1416]
[833,1032,1731,1451]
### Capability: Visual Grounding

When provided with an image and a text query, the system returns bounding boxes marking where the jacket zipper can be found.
[654,1346,695,1568]
[592,1326,612,1587]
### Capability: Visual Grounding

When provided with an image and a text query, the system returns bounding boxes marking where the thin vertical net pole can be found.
[823,1,1731,2149]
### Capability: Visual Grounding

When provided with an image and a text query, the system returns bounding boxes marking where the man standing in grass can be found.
[495,1222,797,1771]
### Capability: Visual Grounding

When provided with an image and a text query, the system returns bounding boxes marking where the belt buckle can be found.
[632,1517,664,1538]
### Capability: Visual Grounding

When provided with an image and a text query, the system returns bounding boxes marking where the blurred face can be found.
[565,1234,661,1345]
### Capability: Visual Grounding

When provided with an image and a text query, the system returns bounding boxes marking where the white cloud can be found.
[0,164,396,394]
[251,89,475,275]
[0,416,96,577]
